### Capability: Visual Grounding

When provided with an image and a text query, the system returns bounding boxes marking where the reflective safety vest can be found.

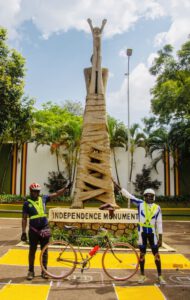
[139,202,158,228]
[27,197,47,219]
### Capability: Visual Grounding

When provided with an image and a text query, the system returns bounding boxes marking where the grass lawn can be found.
[0,202,70,218]
[0,202,190,220]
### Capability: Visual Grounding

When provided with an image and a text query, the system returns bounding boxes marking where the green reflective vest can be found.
[27,197,47,219]
[139,202,158,228]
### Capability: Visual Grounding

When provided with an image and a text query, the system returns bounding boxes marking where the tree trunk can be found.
[56,149,60,173]
[129,152,134,182]
[113,148,120,185]
[72,147,79,184]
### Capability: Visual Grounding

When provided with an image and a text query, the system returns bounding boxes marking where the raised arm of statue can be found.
[87,18,107,37]
[100,19,107,33]
[86,18,107,94]
[87,18,93,33]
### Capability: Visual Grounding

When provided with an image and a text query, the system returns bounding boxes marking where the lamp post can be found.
[126,48,132,208]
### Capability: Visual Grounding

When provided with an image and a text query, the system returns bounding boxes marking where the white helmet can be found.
[143,188,155,201]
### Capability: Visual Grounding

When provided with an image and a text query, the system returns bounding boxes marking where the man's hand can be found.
[113,180,121,193]
[157,235,162,248]
[21,232,27,242]
[99,203,115,218]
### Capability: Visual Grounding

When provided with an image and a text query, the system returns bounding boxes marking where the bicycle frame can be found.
[56,229,123,273]
[40,226,140,281]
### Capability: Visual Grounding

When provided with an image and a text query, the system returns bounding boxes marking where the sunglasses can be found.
[144,194,154,199]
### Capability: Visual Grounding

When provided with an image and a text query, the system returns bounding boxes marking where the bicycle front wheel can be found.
[102,242,139,281]
[40,240,77,279]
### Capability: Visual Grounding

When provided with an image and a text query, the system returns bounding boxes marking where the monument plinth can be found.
[71,19,116,208]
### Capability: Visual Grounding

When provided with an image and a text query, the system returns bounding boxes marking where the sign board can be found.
[49,208,138,224]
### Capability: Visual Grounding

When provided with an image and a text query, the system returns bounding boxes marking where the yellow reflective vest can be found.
[27,197,47,219]
[139,202,158,228]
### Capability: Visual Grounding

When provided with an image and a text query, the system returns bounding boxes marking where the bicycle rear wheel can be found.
[102,242,139,281]
[40,240,77,279]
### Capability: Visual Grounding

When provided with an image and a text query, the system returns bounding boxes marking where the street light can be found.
[126,48,132,208]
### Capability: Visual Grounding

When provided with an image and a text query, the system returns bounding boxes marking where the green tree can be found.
[107,116,127,185]
[0,28,34,142]
[128,124,146,182]
[62,100,84,116]
[168,119,190,158]
[147,127,171,172]
[149,41,190,123]
[33,102,82,183]
[0,28,34,193]
[61,120,82,185]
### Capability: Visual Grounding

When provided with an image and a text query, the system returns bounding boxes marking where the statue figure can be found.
[72,18,116,208]
[87,18,107,95]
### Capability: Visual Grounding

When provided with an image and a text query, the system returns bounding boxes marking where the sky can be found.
[0,0,190,126]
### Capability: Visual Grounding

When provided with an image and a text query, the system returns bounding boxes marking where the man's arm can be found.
[21,213,28,241]
[22,214,27,233]
[158,234,162,248]
[48,183,70,201]
[113,181,142,205]
[156,207,163,247]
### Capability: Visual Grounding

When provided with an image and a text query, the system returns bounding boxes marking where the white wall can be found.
[16,142,174,196]
[25,143,66,195]
[111,147,174,195]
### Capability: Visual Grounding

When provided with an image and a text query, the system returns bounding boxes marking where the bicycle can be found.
[40,225,139,281]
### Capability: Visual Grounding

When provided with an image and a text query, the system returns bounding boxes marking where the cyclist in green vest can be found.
[21,182,69,280]
[114,183,166,285]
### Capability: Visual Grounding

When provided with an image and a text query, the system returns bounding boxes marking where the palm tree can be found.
[146,127,171,172]
[107,116,127,185]
[61,119,82,185]
[128,123,146,182]
[169,120,190,159]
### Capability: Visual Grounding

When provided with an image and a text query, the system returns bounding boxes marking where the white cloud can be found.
[0,0,168,40]
[0,0,189,46]
[154,0,190,47]
[119,48,127,58]
[0,0,22,39]
[1,0,189,125]
[107,62,155,125]
[147,52,158,68]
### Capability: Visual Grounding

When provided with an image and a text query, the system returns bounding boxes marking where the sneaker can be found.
[158,275,166,285]
[41,272,49,279]
[27,271,35,280]
[138,275,147,284]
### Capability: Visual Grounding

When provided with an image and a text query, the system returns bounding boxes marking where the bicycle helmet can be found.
[143,188,155,201]
[29,183,41,191]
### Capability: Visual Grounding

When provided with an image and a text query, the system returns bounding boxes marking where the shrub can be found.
[44,171,68,193]
[0,194,24,203]
[49,225,138,247]
[133,165,161,195]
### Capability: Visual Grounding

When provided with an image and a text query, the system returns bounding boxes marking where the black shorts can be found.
[139,232,158,255]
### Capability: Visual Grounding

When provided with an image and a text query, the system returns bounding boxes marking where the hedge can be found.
[0,193,190,204]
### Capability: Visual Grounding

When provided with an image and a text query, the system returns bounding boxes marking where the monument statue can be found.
[87,18,106,94]
[72,19,116,208]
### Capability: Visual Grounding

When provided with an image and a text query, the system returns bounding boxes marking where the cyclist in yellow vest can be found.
[21,182,69,280]
[114,183,166,285]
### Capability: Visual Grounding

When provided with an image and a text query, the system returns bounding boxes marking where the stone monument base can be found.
[49,208,138,237]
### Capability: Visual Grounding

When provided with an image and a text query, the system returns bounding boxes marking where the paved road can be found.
[0,219,190,300]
